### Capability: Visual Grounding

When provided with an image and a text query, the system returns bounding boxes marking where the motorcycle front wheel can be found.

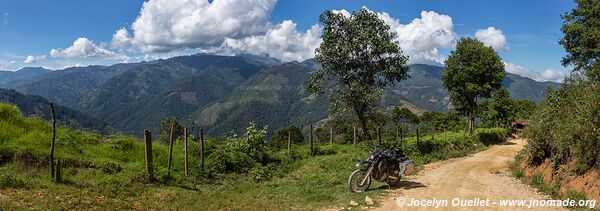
[348,169,371,192]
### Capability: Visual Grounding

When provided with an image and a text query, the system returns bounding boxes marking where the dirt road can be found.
[375,138,565,210]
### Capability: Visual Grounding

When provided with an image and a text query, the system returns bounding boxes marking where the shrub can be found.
[473,128,507,145]
[270,125,304,150]
[525,79,600,170]
[0,169,26,189]
[206,122,271,174]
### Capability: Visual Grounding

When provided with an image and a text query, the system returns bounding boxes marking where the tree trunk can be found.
[356,112,371,141]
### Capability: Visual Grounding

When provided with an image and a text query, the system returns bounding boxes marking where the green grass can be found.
[0,103,507,209]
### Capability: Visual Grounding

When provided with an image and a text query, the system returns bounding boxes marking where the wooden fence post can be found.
[396,124,399,142]
[353,126,356,147]
[416,128,420,143]
[184,128,189,176]
[400,123,404,142]
[144,130,154,181]
[167,122,175,178]
[287,131,291,155]
[309,124,314,156]
[378,127,382,146]
[55,157,61,183]
[330,127,333,145]
[444,127,447,143]
[432,125,435,141]
[49,102,56,181]
[200,129,205,170]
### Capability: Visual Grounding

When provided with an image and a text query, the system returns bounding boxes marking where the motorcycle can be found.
[348,146,415,192]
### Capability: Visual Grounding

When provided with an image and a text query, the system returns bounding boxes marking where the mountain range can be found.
[0,54,561,137]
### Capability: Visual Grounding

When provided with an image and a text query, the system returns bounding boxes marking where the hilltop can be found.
[0,54,560,136]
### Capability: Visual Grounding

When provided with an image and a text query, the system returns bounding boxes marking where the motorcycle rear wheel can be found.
[348,169,371,192]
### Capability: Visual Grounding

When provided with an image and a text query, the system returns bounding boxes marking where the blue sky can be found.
[0,0,575,82]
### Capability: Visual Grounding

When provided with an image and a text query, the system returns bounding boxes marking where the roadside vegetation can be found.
[0,103,507,209]
[516,0,600,203]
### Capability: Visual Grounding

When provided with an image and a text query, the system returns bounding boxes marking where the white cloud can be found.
[504,62,566,82]
[475,27,507,51]
[316,9,457,65]
[0,60,15,69]
[113,0,276,53]
[3,13,7,26]
[377,11,457,65]
[111,28,134,50]
[50,37,126,59]
[222,20,322,62]
[24,55,47,64]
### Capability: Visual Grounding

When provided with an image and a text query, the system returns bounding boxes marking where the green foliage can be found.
[525,80,600,169]
[270,125,304,150]
[560,0,600,81]
[442,37,505,134]
[207,122,270,174]
[0,168,26,189]
[159,116,184,144]
[307,8,409,140]
[478,88,517,128]
[0,89,111,133]
[392,107,420,124]
[472,128,507,145]
[513,99,537,120]
[529,172,560,198]
[564,189,588,204]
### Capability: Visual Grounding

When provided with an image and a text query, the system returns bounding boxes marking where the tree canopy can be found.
[560,0,600,82]
[306,8,409,141]
[442,37,505,136]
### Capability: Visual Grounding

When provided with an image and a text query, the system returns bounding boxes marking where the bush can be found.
[207,146,256,173]
[0,169,26,189]
[270,125,304,150]
[473,128,507,145]
[206,122,271,174]
[525,79,600,170]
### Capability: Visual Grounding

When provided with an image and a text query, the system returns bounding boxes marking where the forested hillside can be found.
[0,88,112,133]
[1,54,560,137]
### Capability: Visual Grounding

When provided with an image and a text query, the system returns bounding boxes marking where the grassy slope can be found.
[0,103,503,209]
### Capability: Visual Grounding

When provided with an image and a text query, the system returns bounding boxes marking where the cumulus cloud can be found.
[378,11,456,65]
[111,28,134,50]
[222,20,322,62]
[323,9,457,65]
[24,55,47,64]
[475,27,507,51]
[50,37,126,59]
[504,62,566,82]
[113,0,276,53]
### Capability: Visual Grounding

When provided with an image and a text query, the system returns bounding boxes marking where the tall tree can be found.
[442,37,505,136]
[306,8,410,141]
[159,116,184,144]
[560,0,600,82]
[478,88,517,128]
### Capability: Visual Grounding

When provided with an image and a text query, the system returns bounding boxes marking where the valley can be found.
[0,54,560,137]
